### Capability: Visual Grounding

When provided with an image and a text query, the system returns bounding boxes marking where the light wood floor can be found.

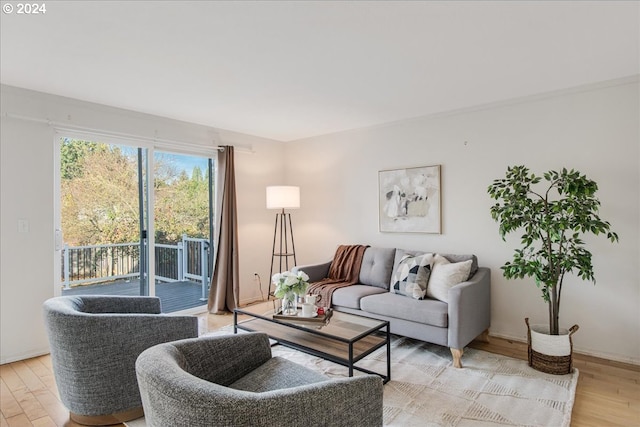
[2,312,638,427]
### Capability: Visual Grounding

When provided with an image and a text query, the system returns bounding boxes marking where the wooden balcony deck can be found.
[61,279,207,313]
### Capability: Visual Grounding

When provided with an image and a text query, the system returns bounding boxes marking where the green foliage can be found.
[60,138,102,179]
[61,142,139,244]
[154,165,211,243]
[61,140,212,246]
[487,165,618,334]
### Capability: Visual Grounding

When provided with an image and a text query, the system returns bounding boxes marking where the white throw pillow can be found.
[426,255,472,303]
[391,253,434,300]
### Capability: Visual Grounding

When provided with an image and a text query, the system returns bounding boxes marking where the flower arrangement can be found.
[272,270,310,298]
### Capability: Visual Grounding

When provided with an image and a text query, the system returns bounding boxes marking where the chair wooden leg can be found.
[450,348,463,368]
[70,406,144,426]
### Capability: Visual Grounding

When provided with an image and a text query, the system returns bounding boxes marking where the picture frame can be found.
[378,165,441,233]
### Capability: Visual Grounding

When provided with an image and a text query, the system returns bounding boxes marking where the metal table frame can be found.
[234,306,390,384]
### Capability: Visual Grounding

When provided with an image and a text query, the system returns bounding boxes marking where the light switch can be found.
[18,219,29,233]
[55,229,63,250]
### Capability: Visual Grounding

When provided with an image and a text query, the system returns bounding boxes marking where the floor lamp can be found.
[267,185,300,297]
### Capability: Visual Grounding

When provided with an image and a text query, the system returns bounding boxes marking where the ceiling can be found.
[1,1,638,142]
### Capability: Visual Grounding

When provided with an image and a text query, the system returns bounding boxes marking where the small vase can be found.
[282,291,297,315]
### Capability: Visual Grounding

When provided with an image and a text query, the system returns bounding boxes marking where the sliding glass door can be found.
[55,135,216,313]
[57,137,150,298]
[152,151,215,312]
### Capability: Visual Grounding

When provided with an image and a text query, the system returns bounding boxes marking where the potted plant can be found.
[488,166,618,374]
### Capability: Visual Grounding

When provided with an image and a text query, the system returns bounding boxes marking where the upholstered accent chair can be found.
[136,333,384,427]
[42,295,199,425]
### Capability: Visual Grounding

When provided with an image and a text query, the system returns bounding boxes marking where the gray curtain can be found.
[208,146,240,313]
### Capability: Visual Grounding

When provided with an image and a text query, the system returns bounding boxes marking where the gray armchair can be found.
[42,295,199,425]
[136,333,384,427]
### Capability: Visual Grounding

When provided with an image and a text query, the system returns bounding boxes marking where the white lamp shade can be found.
[266,186,300,209]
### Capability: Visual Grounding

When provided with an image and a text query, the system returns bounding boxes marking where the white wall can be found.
[286,78,640,364]
[0,85,284,363]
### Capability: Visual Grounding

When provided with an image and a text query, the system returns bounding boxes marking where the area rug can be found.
[126,331,578,427]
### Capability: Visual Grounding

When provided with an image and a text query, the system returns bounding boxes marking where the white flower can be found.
[284,274,298,287]
[272,270,310,299]
[271,272,283,284]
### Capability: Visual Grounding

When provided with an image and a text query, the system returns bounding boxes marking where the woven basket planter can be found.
[525,318,579,375]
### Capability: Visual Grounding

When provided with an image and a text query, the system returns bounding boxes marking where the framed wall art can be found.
[379,165,441,233]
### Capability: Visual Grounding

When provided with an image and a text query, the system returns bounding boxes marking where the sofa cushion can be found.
[441,253,478,278]
[391,253,434,299]
[426,255,473,303]
[392,249,478,281]
[332,285,387,309]
[360,293,448,327]
[359,247,396,289]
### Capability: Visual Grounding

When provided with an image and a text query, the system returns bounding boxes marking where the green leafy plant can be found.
[272,271,310,298]
[488,166,618,335]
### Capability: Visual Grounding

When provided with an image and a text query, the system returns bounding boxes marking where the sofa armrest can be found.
[143,373,383,427]
[293,261,332,283]
[49,313,199,367]
[171,334,274,386]
[256,376,383,426]
[447,267,491,349]
[68,295,163,314]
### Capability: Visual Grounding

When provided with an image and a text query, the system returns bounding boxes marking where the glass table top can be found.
[235,300,388,341]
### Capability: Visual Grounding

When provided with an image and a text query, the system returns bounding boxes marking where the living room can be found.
[1,1,638,426]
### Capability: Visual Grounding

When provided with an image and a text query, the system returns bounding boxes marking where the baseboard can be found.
[240,295,269,306]
[488,331,640,367]
[170,305,208,315]
[1,348,50,365]
[170,297,267,316]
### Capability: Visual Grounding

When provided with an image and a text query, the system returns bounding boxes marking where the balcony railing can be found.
[61,235,211,299]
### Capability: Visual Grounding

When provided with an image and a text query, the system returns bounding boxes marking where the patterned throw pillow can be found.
[391,253,434,300]
[426,254,473,303]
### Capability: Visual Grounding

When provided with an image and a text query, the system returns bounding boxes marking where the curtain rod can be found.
[2,112,255,154]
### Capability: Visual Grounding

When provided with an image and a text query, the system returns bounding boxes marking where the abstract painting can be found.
[379,165,441,233]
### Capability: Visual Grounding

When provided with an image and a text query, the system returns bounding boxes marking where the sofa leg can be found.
[450,348,463,368]
[477,329,490,343]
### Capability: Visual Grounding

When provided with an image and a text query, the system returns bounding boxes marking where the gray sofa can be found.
[295,247,491,368]
[136,333,383,427]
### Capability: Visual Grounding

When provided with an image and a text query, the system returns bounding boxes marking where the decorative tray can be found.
[273,308,333,323]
